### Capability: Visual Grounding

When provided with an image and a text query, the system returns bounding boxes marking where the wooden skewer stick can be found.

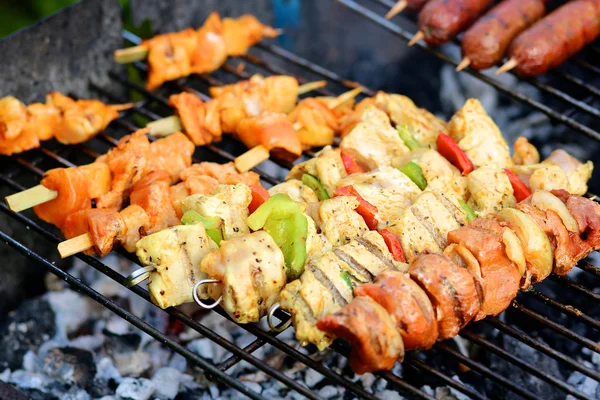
[5,185,58,212]
[297,80,327,95]
[113,45,149,64]
[496,58,518,75]
[408,31,424,47]
[234,145,270,173]
[328,87,364,110]
[455,57,471,72]
[110,103,137,112]
[147,115,183,137]
[58,233,94,258]
[385,0,408,19]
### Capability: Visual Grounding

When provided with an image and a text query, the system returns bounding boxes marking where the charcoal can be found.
[46,290,93,338]
[0,382,30,400]
[151,367,182,400]
[115,377,156,400]
[303,368,324,388]
[61,387,92,400]
[0,297,55,370]
[41,347,96,389]
[87,378,116,399]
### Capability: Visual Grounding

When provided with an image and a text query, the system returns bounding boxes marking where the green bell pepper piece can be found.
[340,270,354,290]
[247,193,308,281]
[400,161,427,190]
[181,210,223,245]
[302,173,330,201]
[397,125,421,151]
[458,198,477,223]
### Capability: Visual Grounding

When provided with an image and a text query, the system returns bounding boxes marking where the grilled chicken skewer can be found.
[113,12,281,90]
[317,188,600,374]
[0,93,132,156]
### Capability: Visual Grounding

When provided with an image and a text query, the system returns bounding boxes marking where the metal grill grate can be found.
[1,1,600,398]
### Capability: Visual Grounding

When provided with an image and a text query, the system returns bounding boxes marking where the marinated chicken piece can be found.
[305,215,332,260]
[447,99,512,169]
[200,231,286,323]
[0,121,40,155]
[34,167,91,230]
[25,103,59,141]
[170,182,191,218]
[190,12,228,74]
[338,97,379,138]
[130,171,180,235]
[288,98,338,147]
[467,166,516,216]
[318,196,369,247]
[169,93,222,146]
[181,175,219,198]
[145,132,195,182]
[181,183,252,239]
[409,254,480,339]
[210,75,299,115]
[236,113,302,162]
[217,91,251,133]
[76,162,112,199]
[268,179,319,205]
[393,148,467,203]
[137,223,218,308]
[512,137,540,165]
[47,92,120,144]
[119,205,150,253]
[221,15,280,56]
[355,270,438,350]
[374,92,447,148]
[96,130,150,210]
[63,208,126,257]
[280,231,400,350]
[287,146,347,197]
[448,219,521,320]
[388,192,466,263]
[522,150,594,196]
[0,96,27,140]
[337,166,422,229]
[340,107,409,170]
[180,162,260,187]
[316,296,404,375]
[144,28,197,90]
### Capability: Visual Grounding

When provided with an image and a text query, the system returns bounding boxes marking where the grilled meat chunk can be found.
[409,254,480,339]
[512,137,540,166]
[316,296,404,375]
[467,166,516,216]
[268,179,319,204]
[136,223,218,309]
[169,92,222,145]
[200,231,286,323]
[355,270,438,350]
[317,196,369,247]
[145,132,195,183]
[287,146,347,197]
[130,171,180,235]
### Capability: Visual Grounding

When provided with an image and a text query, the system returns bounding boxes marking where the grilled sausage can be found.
[461,0,545,70]
[507,0,600,77]
[418,0,494,46]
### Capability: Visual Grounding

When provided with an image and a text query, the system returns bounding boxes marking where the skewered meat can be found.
[460,0,545,70]
[181,184,252,239]
[77,162,112,199]
[137,223,218,309]
[340,107,409,170]
[287,146,347,197]
[145,131,195,183]
[512,137,540,166]
[119,205,150,253]
[506,0,600,77]
[130,171,180,235]
[200,231,286,323]
[63,208,127,257]
[417,0,494,46]
[221,14,280,56]
[447,99,512,169]
[316,296,404,374]
[236,112,302,162]
[268,179,319,205]
[169,93,222,146]
[354,270,438,350]
[288,98,339,148]
[467,166,516,216]
[373,92,447,148]
[337,166,422,229]
[280,231,406,350]
[317,196,370,247]
[0,96,28,140]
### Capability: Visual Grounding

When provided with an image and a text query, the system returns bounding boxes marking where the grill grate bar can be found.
[337,0,600,142]
[527,288,600,331]
[459,330,593,400]
[577,260,600,278]
[435,342,541,400]
[550,275,600,301]
[0,228,267,400]
[487,317,600,381]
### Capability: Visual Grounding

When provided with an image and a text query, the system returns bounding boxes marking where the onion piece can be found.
[497,208,553,283]
[502,228,526,277]
[530,190,579,233]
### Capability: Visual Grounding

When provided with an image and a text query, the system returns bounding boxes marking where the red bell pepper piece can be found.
[437,133,474,175]
[333,185,379,230]
[340,150,364,175]
[249,184,270,214]
[378,229,406,263]
[504,169,532,203]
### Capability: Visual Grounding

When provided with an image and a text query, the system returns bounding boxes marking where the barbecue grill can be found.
[0,0,599,399]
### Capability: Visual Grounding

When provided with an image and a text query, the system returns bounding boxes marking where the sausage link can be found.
[461,0,545,70]
[418,0,494,46]
[508,0,600,77]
